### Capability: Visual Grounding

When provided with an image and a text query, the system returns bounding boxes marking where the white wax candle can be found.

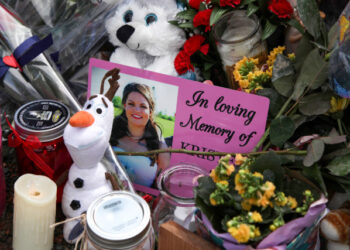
[13,174,57,250]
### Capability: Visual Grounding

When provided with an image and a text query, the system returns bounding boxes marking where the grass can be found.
[114,107,174,137]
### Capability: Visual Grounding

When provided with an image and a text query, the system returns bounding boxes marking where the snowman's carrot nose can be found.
[69,111,95,127]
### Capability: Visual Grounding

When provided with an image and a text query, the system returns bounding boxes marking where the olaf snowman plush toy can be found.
[105,0,186,77]
[61,68,120,243]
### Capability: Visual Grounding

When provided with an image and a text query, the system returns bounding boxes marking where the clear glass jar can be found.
[11,99,72,203]
[86,191,155,250]
[152,164,207,234]
[213,10,267,86]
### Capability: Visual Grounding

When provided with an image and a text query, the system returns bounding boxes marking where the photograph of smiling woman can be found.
[110,83,171,187]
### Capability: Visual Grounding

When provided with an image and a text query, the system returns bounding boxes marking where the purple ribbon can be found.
[0,34,53,78]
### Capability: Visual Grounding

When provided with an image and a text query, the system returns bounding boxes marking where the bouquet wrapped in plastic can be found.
[194,153,327,249]
[0,3,134,192]
[1,0,118,74]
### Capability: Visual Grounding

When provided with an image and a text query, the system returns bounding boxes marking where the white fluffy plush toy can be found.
[61,68,120,243]
[105,0,186,77]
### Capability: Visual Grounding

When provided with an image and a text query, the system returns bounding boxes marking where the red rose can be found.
[193,9,213,32]
[199,44,209,55]
[174,50,194,75]
[219,0,241,8]
[268,0,293,19]
[189,0,202,9]
[189,0,210,9]
[184,35,206,56]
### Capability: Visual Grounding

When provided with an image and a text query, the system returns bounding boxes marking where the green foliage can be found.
[270,116,295,148]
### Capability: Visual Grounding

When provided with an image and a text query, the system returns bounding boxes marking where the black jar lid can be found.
[14,99,70,142]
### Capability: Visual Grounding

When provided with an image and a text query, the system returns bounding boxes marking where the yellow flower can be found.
[226,164,235,176]
[241,199,252,211]
[210,169,219,183]
[218,180,229,186]
[275,192,288,207]
[329,96,350,113]
[234,173,245,194]
[234,154,247,165]
[269,224,277,231]
[288,53,295,60]
[287,196,298,209]
[238,79,250,88]
[251,211,263,222]
[254,227,261,237]
[210,197,217,206]
[252,172,263,179]
[267,46,285,66]
[257,195,270,208]
[262,181,276,199]
[228,224,250,243]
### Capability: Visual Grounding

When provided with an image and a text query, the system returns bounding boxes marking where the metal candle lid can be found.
[14,100,70,142]
[86,191,151,249]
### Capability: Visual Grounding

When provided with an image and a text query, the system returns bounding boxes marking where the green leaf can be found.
[302,165,327,196]
[194,176,217,205]
[327,22,339,51]
[257,88,285,117]
[272,75,294,97]
[271,54,294,82]
[246,3,259,17]
[292,49,328,100]
[168,20,180,26]
[210,7,230,26]
[199,2,207,11]
[321,135,347,145]
[303,139,325,167]
[176,9,197,20]
[290,114,308,129]
[294,36,313,72]
[270,116,295,147]
[297,0,322,40]
[178,22,195,29]
[261,20,277,40]
[204,62,215,71]
[326,154,350,176]
[287,19,305,35]
[298,91,332,116]
[240,0,256,5]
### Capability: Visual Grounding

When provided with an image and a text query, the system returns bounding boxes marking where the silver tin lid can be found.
[87,191,151,249]
[14,99,70,142]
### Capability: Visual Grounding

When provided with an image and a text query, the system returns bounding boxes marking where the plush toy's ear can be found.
[100,68,120,101]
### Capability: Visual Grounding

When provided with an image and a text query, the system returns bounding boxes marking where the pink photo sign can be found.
[88,58,269,190]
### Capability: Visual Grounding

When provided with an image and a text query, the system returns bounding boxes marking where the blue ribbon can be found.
[0,34,53,79]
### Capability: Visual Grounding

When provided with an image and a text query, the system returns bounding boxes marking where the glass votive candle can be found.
[152,164,207,234]
[213,10,267,88]
[12,99,72,202]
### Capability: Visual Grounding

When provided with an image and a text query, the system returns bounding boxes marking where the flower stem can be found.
[114,148,307,157]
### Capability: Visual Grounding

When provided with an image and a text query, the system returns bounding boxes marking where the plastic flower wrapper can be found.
[1,0,119,74]
[194,153,327,249]
[0,39,43,104]
[0,4,134,192]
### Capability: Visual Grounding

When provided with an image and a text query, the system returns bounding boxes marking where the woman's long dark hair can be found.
[110,83,161,151]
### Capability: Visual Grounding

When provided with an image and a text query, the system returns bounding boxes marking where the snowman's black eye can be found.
[86,104,92,109]
[96,108,102,114]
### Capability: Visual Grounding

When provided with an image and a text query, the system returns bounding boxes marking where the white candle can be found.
[13,174,57,250]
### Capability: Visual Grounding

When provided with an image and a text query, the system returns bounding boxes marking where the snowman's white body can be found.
[61,93,115,243]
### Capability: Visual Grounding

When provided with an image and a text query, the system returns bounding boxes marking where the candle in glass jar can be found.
[13,174,57,250]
